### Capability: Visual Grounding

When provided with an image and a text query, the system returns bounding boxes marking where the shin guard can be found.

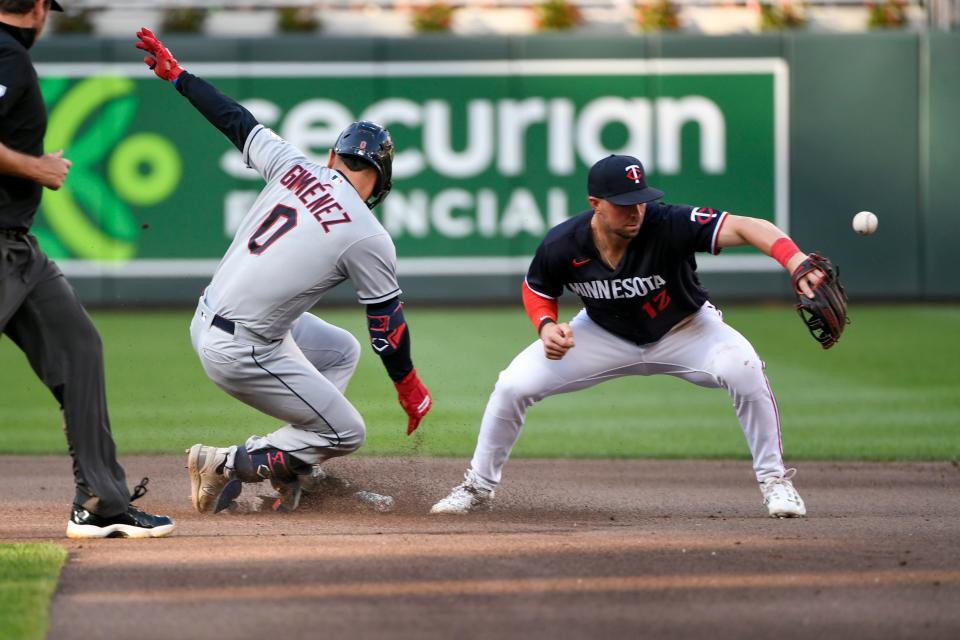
[231,446,310,484]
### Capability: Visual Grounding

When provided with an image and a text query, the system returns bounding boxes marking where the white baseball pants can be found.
[190,299,364,465]
[466,303,786,490]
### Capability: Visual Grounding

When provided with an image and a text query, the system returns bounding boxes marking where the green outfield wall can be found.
[26,32,960,305]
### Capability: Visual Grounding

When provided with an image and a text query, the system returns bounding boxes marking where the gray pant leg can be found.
[191,306,365,466]
[2,239,130,516]
[290,312,361,393]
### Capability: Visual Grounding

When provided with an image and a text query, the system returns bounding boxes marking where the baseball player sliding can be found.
[135,28,432,513]
[432,154,837,518]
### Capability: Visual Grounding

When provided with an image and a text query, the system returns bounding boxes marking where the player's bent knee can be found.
[337,418,366,452]
[343,333,362,367]
[491,370,542,410]
[711,347,766,398]
[64,324,104,363]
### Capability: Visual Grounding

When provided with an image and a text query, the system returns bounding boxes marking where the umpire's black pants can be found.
[1,232,130,517]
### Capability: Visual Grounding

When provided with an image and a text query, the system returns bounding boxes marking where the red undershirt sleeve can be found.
[522,280,559,333]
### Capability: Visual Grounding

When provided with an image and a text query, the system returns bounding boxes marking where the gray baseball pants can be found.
[190,299,364,466]
[1,233,131,517]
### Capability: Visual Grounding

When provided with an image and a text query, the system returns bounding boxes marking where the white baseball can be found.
[852,211,878,236]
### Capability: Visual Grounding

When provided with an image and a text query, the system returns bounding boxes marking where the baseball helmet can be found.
[333,121,394,209]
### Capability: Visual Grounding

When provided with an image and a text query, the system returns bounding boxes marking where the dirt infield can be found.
[2,456,959,639]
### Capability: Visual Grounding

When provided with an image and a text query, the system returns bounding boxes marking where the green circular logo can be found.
[40,75,183,260]
[108,133,182,207]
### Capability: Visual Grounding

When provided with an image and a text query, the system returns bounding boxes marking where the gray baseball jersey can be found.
[203,124,400,340]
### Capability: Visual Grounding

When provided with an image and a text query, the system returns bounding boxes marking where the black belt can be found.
[211,314,235,335]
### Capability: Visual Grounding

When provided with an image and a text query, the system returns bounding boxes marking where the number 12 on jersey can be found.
[642,290,671,319]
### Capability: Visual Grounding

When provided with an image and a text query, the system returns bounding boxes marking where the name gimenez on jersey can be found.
[279,164,348,219]
[567,274,667,300]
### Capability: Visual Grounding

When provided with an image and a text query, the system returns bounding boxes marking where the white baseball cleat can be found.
[430,478,494,514]
[760,468,806,518]
[186,444,231,513]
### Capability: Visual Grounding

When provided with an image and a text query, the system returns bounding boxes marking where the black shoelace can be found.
[130,477,150,502]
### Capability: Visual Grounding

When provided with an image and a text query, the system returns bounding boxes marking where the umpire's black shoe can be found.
[66,504,176,539]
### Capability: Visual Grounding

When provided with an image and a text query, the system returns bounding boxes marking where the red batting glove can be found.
[135,27,184,82]
[394,368,432,435]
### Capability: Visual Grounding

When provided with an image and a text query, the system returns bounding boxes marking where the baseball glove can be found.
[791,253,850,349]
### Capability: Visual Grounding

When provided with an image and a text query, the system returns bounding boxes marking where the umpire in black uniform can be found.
[0,0,173,538]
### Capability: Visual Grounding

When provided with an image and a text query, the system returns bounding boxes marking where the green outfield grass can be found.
[1,305,958,461]
[0,543,66,640]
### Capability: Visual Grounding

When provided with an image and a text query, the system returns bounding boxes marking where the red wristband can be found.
[770,237,801,269]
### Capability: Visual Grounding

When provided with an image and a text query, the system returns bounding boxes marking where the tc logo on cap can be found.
[587,154,664,204]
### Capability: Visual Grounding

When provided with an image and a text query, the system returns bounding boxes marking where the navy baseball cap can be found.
[587,155,663,205]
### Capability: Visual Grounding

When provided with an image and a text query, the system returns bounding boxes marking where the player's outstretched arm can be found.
[716,214,823,297]
[135,27,258,152]
[717,214,848,348]
[366,297,432,435]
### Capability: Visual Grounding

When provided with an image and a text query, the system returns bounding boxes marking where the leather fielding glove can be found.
[135,27,184,82]
[394,368,432,435]
[791,252,850,349]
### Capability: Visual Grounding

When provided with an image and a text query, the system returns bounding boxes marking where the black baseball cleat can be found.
[66,504,176,539]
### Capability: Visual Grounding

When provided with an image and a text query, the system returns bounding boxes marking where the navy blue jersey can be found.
[525,202,728,345]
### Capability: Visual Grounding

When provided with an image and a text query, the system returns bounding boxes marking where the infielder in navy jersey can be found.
[135,29,432,513]
[432,154,824,518]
